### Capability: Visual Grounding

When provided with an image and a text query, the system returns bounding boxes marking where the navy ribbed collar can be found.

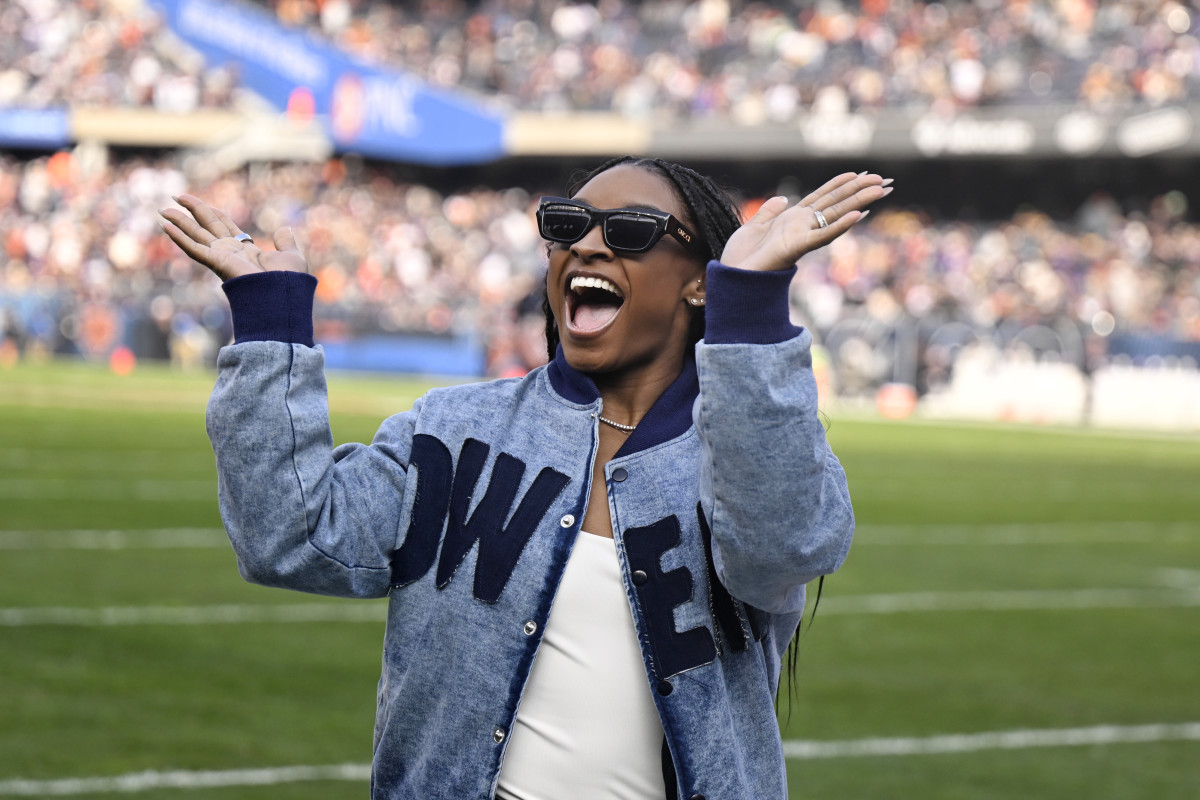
[546,346,699,457]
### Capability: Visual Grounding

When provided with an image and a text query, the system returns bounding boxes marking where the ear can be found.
[682,275,706,308]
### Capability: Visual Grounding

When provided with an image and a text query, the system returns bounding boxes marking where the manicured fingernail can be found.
[860,209,871,219]
[882,186,894,195]
[858,170,868,177]
[881,178,894,187]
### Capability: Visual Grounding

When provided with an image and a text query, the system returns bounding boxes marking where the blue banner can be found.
[149,0,505,165]
[0,108,70,149]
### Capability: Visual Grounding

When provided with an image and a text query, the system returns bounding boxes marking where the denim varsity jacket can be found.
[206,261,854,800]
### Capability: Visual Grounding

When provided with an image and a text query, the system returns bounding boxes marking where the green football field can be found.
[1,361,1198,799]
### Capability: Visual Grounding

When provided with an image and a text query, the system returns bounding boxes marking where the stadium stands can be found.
[1,0,1198,427]
[1,150,1196,379]
[247,0,1200,116]
[8,0,1199,117]
[0,0,242,112]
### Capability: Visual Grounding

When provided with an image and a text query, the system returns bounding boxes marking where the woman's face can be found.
[546,164,706,379]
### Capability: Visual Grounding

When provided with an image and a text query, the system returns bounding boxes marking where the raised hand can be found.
[719,172,893,273]
[159,194,307,282]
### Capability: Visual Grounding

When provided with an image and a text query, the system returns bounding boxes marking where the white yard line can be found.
[853,521,1197,545]
[0,448,207,470]
[0,387,207,413]
[820,587,1200,615]
[1157,568,1200,590]
[2,521,1194,552]
[0,479,213,501]
[0,764,369,795]
[0,529,227,550]
[4,586,1200,627]
[782,721,1200,759]
[2,723,1196,794]
[832,411,1200,443]
[0,603,386,627]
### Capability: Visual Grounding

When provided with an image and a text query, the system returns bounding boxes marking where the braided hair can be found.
[541,156,743,361]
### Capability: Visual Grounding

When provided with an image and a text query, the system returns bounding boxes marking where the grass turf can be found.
[1,360,1197,798]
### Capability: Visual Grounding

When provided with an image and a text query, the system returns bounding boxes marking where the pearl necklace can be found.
[598,415,637,432]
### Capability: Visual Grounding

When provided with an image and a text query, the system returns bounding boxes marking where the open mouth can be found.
[566,274,625,334]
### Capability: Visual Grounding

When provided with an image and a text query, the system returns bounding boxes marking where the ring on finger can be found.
[813,209,829,229]
[234,232,253,243]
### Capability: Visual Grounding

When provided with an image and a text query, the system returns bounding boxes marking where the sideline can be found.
[2,723,1197,795]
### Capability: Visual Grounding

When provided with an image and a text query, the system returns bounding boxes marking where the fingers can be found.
[746,195,790,227]
[802,172,891,215]
[166,195,259,250]
[798,172,864,209]
[792,172,892,238]
[210,205,248,242]
[273,226,300,255]
[158,195,257,282]
[823,180,893,223]
[174,194,233,240]
[804,207,866,250]
[159,216,214,267]
[159,204,218,249]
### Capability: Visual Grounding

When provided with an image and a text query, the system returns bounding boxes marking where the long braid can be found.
[542,156,742,360]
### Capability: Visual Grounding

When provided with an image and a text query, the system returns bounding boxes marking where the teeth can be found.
[569,275,623,297]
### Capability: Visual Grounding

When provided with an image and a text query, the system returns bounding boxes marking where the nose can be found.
[570,222,613,260]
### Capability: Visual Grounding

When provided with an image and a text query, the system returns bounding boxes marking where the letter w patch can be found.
[390,435,570,603]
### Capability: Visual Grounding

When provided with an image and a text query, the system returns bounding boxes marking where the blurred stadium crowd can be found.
[2,148,1197,383]
[256,0,1200,118]
[0,152,549,374]
[0,0,242,113]
[4,0,1200,117]
[1,0,1199,388]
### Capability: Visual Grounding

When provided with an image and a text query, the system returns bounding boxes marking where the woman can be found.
[160,157,890,800]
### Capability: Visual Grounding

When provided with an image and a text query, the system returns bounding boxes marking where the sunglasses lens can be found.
[604,213,659,252]
[541,206,592,242]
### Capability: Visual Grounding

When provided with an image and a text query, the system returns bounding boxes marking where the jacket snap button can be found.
[689,794,706,800]
[612,467,628,482]
[657,680,673,696]
[493,727,506,743]
[632,569,648,586]
[560,514,575,528]
[522,620,537,636]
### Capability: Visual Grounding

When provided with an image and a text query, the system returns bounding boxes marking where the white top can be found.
[494,532,666,800]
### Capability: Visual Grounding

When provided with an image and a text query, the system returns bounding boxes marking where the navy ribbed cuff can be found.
[703,261,800,344]
[222,271,317,347]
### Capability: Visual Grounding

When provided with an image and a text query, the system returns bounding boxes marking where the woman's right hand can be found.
[159,194,307,282]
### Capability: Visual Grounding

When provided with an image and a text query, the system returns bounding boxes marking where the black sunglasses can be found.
[537,197,704,256]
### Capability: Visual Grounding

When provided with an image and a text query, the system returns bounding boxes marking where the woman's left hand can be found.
[719,172,892,272]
